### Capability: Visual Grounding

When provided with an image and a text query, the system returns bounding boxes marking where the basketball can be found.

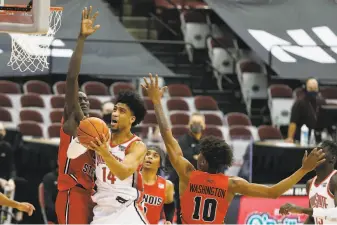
[77,117,110,146]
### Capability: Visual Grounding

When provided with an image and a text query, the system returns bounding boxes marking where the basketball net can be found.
[8,8,63,73]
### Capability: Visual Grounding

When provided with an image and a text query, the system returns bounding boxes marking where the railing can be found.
[48,38,195,79]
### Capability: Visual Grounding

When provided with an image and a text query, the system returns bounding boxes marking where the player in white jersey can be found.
[86,90,148,224]
[279,140,337,224]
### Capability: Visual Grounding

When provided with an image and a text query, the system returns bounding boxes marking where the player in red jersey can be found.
[142,145,174,224]
[55,6,100,225]
[142,73,326,224]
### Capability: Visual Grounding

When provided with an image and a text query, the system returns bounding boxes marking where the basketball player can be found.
[142,73,326,224]
[84,90,148,224]
[279,140,337,224]
[55,6,100,224]
[142,146,175,224]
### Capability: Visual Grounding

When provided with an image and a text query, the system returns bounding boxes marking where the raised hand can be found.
[141,73,167,105]
[301,148,326,172]
[80,6,100,38]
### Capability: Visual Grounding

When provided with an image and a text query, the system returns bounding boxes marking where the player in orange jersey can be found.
[55,6,100,225]
[142,145,174,224]
[142,73,326,224]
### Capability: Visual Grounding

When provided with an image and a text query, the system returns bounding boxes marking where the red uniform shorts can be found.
[55,186,94,224]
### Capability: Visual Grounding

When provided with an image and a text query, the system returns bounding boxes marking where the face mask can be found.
[190,123,203,134]
[102,114,111,125]
[306,91,318,98]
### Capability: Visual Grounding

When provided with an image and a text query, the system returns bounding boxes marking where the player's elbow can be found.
[267,189,281,199]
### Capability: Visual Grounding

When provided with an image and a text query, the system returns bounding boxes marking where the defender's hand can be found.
[16,202,35,216]
[301,148,326,172]
[141,73,167,105]
[279,203,303,215]
[80,6,100,38]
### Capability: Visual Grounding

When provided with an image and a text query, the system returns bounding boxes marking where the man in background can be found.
[0,123,15,191]
[42,162,58,224]
[286,78,326,143]
[166,112,205,224]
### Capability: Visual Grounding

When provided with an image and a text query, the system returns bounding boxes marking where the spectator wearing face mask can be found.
[165,112,205,224]
[286,78,326,143]
[101,101,114,125]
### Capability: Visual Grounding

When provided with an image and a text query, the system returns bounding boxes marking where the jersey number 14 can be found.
[192,196,217,222]
[102,167,116,184]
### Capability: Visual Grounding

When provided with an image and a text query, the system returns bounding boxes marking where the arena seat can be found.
[166,98,190,111]
[181,10,210,62]
[204,113,223,126]
[225,112,252,127]
[258,125,283,140]
[172,125,189,138]
[24,80,51,94]
[203,126,224,139]
[88,97,102,110]
[53,81,66,95]
[18,122,44,137]
[48,123,62,138]
[20,109,44,123]
[142,112,157,125]
[268,84,294,127]
[0,81,21,94]
[50,110,63,123]
[229,125,252,140]
[321,87,337,105]
[194,96,218,111]
[207,36,236,90]
[237,60,267,115]
[0,94,13,108]
[21,94,45,108]
[82,81,109,96]
[110,82,136,96]
[50,95,65,109]
[167,84,192,97]
[170,112,190,125]
[144,98,154,110]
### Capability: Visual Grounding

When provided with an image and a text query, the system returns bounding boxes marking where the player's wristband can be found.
[164,202,175,223]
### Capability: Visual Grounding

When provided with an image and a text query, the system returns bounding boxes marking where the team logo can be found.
[246,213,301,225]
[322,183,327,187]
[158,183,165,189]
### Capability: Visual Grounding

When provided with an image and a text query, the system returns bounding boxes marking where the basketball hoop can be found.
[0,5,63,72]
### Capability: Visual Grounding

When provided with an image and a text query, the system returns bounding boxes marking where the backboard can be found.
[0,0,50,34]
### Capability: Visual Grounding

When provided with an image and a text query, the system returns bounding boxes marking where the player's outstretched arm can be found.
[141,74,195,181]
[63,6,100,135]
[229,148,325,198]
[0,193,35,216]
[280,175,337,220]
[89,137,147,180]
[164,180,175,223]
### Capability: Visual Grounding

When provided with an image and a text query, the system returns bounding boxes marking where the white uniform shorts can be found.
[91,191,148,224]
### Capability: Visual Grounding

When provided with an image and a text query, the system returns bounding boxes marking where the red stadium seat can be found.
[18,122,44,137]
[226,112,251,127]
[166,98,189,111]
[110,82,136,96]
[24,80,51,94]
[21,94,45,108]
[258,125,283,140]
[50,95,65,109]
[48,123,62,138]
[170,112,190,125]
[168,84,192,97]
[20,109,44,123]
[194,96,218,111]
[0,81,21,94]
[0,94,13,108]
[82,81,109,96]
[53,81,66,95]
